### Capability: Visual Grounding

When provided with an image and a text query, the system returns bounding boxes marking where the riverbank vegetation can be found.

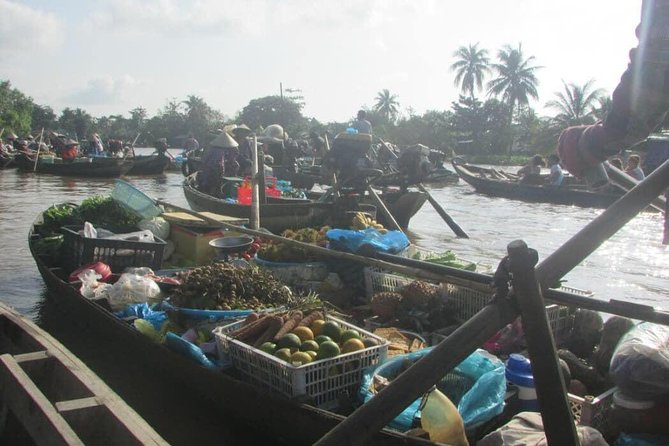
[1,42,611,162]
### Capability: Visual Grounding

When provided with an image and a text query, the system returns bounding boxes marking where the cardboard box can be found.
[169,225,227,265]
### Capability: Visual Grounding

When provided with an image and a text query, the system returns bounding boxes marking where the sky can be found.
[0,0,643,124]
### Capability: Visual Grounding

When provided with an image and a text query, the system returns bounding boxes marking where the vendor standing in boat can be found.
[200,132,238,196]
[183,133,199,155]
[546,154,564,186]
[231,124,253,176]
[61,139,79,162]
[351,110,372,135]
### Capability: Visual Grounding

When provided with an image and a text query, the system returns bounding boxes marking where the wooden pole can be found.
[507,240,580,446]
[250,135,260,230]
[314,300,519,446]
[366,185,403,232]
[536,158,669,290]
[416,183,469,238]
[33,128,44,172]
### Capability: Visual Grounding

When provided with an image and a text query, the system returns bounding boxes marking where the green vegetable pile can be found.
[38,196,140,236]
[411,250,477,271]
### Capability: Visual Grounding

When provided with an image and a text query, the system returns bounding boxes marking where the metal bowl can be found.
[209,236,254,255]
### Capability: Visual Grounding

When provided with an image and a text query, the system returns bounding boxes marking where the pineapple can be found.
[371,292,403,320]
[401,281,438,307]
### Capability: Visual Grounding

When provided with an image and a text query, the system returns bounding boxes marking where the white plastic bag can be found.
[83,222,98,239]
[106,273,162,311]
[78,269,112,299]
[138,216,170,240]
[102,230,155,243]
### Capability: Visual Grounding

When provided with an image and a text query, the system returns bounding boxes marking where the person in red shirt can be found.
[61,139,79,161]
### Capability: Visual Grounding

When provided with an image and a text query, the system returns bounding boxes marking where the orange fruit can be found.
[274,348,292,362]
[290,351,313,365]
[277,333,302,350]
[321,321,342,342]
[341,338,365,354]
[292,326,314,342]
[310,319,326,336]
[318,340,341,359]
[300,340,320,352]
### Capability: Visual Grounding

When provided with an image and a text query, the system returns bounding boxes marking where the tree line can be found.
[1,42,611,160]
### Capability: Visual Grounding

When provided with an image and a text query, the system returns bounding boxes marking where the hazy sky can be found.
[1,0,642,124]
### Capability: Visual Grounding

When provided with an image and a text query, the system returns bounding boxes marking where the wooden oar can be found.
[32,128,44,172]
[416,183,469,238]
[365,185,402,232]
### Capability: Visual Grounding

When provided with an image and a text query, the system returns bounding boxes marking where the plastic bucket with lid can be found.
[506,353,539,411]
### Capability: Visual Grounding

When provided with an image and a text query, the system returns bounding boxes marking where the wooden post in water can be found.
[250,135,260,230]
[314,299,519,446]
[507,240,580,446]
[416,183,469,238]
[32,128,44,172]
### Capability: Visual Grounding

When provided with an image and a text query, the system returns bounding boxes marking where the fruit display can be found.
[227,309,376,366]
[351,212,387,233]
[169,263,293,310]
[257,227,329,262]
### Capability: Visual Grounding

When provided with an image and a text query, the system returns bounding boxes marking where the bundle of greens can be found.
[411,250,477,271]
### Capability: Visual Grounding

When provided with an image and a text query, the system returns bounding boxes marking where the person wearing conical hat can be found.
[61,139,80,161]
[200,132,238,195]
[231,124,254,176]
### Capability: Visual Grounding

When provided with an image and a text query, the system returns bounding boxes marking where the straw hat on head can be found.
[223,124,238,135]
[231,124,252,137]
[65,139,79,146]
[259,124,286,144]
[209,132,239,149]
[7,132,18,140]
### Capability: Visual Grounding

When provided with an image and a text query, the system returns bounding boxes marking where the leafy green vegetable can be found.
[412,250,477,271]
[40,203,80,236]
[32,235,64,258]
[75,196,140,233]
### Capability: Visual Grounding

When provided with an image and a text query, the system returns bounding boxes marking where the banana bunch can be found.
[352,212,387,233]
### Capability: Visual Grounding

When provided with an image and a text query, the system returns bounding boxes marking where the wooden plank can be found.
[0,354,83,446]
[13,351,50,363]
[55,397,102,413]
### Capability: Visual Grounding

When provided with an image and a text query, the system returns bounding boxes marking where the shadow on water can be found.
[33,291,280,446]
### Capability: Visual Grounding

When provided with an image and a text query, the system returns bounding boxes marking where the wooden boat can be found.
[185,173,427,232]
[183,173,338,234]
[125,154,171,175]
[0,301,166,445]
[0,154,16,169]
[452,159,623,208]
[28,216,439,446]
[14,153,134,178]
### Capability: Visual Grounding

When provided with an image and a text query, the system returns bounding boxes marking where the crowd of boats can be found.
[2,123,669,445]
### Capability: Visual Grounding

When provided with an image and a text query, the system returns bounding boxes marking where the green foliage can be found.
[58,108,93,140]
[75,196,140,233]
[238,95,307,136]
[0,80,34,135]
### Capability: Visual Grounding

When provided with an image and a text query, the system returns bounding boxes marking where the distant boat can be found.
[126,153,171,175]
[452,159,623,209]
[14,153,133,178]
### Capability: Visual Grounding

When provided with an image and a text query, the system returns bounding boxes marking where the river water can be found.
[0,152,666,443]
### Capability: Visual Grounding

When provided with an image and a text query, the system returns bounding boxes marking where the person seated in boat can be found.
[260,124,286,166]
[309,131,327,159]
[624,154,645,181]
[517,155,545,184]
[200,132,238,196]
[154,138,169,156]
[351,109,372,135]
[5,132,18,151]
[107,139,125,157]
[545,154,564,186]
[61,139,80,161]
[183,133,199,155]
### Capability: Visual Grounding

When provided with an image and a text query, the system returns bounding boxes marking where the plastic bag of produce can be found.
[105,273,162,311]
[138,216,170,240]
[326,228,409,254]
[359,348,505,431]
[609,322,669,399]
[78,269,110,299]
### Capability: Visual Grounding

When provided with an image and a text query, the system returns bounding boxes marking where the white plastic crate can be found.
[213,315,388,409]
[568,386,616,428]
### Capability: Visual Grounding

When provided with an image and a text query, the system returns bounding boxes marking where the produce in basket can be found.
[257,227,329,262]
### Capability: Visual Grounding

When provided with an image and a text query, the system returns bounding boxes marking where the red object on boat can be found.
[68,262,112,283]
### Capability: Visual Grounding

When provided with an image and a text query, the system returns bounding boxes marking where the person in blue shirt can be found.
[546,154,564,186]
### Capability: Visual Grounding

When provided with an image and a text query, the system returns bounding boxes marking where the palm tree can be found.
[451,43,490,100]
[487,43,541,116]
[374,89,400,123]
[546,80,605,127]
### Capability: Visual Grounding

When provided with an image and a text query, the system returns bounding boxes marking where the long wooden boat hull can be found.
[126,154,171,175]
[0,155,16,169]
[15,154,133,178]
[183,174,335,233]
[28,221,437,446]
[0,300,167,445]
[452,160,622,208]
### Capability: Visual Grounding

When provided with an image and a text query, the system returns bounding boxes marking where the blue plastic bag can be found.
[359,348,506,431]
[326,228,410,254]
[114,302,167,330]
